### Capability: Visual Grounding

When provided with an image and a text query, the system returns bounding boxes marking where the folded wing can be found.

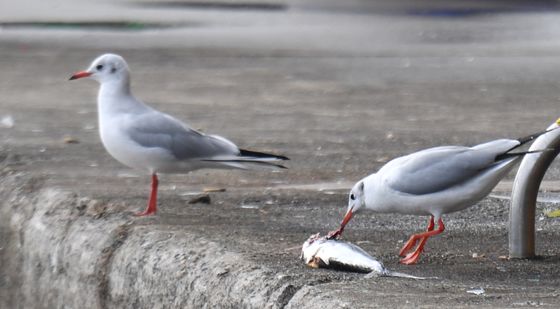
[126,110,288,169]
[127,112,240,160]
[382,139,520,195]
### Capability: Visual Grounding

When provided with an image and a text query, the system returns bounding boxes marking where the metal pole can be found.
[509,120,560,258]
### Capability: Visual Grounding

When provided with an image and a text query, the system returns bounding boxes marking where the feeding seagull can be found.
[70,54,288,216]
[328,129,555,264]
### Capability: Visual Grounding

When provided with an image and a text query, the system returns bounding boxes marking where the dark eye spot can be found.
[96,64,104,71]
[350,193,355,200]
[110,67,117,73]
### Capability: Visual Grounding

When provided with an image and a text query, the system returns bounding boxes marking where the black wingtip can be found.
[496,148,556,161]
[201,159,288,169]
[517,126,560,146]
[239,148,289,160]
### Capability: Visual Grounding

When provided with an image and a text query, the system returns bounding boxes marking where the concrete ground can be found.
[2,0,560,308]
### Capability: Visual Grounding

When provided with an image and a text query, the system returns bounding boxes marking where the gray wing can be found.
[382,139,519,195]
[126,111,239,160]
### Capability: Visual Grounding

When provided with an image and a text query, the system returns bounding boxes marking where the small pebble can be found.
[203,187,226,193]
[188,194,211,204]
[63,136,80,144]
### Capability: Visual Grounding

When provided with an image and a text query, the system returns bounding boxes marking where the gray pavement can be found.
[2,0,560,308]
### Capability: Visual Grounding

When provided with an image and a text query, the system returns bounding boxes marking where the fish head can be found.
[301,233,324,262]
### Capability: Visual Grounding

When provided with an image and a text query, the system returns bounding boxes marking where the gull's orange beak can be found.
[69,71,92,80]
[340,207,354,231]
[327,207,354,239]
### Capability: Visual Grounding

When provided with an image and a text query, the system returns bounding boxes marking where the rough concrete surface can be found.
[2,0,560,308]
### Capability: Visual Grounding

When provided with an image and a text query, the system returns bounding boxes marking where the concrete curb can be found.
[0,172,337,308]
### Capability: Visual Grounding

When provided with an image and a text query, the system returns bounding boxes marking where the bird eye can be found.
[350,193,355,200]
[96,64,104,71]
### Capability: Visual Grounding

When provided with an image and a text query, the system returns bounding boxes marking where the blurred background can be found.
[3,1,560,308]
[3,0,560,187]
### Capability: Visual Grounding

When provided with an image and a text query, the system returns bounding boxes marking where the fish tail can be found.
[381,270,435,280]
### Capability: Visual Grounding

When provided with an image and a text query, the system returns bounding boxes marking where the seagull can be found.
[328,129,554,264]
[69,53,288,216]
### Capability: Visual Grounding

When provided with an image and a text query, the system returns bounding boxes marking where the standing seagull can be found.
[328,129,553,264]
[69,54,288,216]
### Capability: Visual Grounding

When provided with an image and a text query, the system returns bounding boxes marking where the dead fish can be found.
[301,233,431,279]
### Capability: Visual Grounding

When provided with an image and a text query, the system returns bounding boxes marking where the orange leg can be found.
[399,216,435,257]
[399,217,445,265]
[400,236,430,265]
[136,174,159,216]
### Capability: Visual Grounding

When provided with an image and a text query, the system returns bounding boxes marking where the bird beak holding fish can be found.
[327,181,364,239]
[341,206,355,230]
[327,207,354,239]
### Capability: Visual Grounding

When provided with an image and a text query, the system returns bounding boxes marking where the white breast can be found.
[99,112,181,173]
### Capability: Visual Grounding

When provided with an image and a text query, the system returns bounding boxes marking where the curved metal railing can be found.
[509,119,560,258]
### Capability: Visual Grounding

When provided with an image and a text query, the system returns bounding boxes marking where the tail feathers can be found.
[495,149,552,161]
[202,158,287,169]
[512,126,560,151]
[239,148,289,161]
[200,148,288,170]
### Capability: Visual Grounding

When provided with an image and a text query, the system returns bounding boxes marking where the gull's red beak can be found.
[340,207,354,231]
[69,71,92,80]
[327,207,354,239]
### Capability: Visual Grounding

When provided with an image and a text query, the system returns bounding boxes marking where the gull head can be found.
[348,180,366,214]
[69,53,130,84]
[327,180,367,239]
[341,180,367,227]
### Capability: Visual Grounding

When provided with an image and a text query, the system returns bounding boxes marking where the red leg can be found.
[399,216,435,257]
[400,247,423,265]
[401,236,430,265]
[135,174,159,216]
[400,218,445,265]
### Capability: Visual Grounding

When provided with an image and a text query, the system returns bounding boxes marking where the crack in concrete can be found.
[277,284,303,309]
[95,222,132,309]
